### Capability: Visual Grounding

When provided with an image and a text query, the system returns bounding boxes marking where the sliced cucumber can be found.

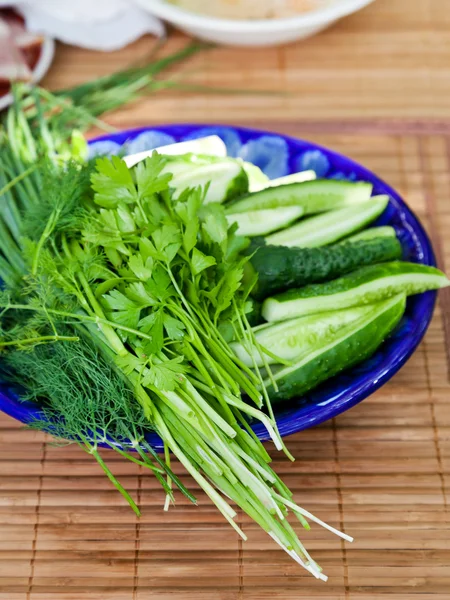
[171,160,248,204]
[226,180,373,215]
[263,261,450,322]
[342,225,396,244]
[266,196,389,248]
[241,161,270,192]
[158,152,217,179]
[124,135,227,168]
[231,303,378,368]
[226,206,304,236]
[247,236,402,300]
[252,170,316,193]
[241,163,317,193]
[264,294,406,403]
[265,171,316,188]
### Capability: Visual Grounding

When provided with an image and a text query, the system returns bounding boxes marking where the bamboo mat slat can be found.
[3,0,450,596]
[41,0,450,124]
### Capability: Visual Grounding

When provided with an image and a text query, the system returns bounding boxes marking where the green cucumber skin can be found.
[263,261,450,321]
[226,180,373,215]
[248,236,403,300]
[265,196,389,248]
[224,168,250,203]
[342,226,396,244]
[266,295,406,403]
[231,303,376,368]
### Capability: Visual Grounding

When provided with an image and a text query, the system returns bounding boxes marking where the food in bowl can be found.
[167,0,333,19]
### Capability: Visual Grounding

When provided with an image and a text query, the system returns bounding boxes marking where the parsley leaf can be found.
[152,225,181,263]
[91,156,137,208]
[201,204,228,251]
[141,357,186,391]
[129,255,153,280]
[191,248,216,276]
[163,314,185,340]
[135,154,172,199]
[139,309,164,354]
[102,289,136,311]
[215,266,244,318]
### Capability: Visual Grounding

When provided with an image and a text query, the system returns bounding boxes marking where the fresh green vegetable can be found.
[242,164,315,193]
[265,196,389,248]
[246,236,403,300]
[226,206,304,236]
[131,150,249,203]
[226,179,373,215]
[264,294,406,402]
[241,161,269,191]
[128,149,249,203]
[262,262,450,321]
[263,171,316,188]
[231,303,381,368]
[342,225,397,244]
[169,156,249,203]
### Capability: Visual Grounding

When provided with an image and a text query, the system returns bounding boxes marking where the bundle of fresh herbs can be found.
[0,146,351,581]
[0,48,354,580]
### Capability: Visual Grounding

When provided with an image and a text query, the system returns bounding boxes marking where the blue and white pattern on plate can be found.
[0,124,437,450]
[239,135,289,179]
[294,149,330,178]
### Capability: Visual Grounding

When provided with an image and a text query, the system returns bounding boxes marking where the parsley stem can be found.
[0,334,79,348]
[90,447,140,517]
[1,304,154,344]
[151,402,242,527]
[163,443,172,511]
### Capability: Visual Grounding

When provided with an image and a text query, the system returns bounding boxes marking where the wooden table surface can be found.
[2,0,450,598]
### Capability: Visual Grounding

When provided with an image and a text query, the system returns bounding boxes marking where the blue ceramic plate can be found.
[0,125,436,448]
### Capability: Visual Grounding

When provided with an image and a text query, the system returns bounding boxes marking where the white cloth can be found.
[0,0,164,51]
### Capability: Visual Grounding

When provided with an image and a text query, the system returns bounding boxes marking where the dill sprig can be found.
[2,332,196,514]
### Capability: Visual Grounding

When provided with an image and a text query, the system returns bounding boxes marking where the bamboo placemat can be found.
[1,125,449,600]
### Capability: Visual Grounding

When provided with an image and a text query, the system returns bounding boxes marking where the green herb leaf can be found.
[139,309,164,354]
[163,314,185,340]
[215,266,244,317]
[152,225,181,263]
[115,353,145,375]
[146,264,174,303]
[183,219,199,254]
[135,154,172,198]
[103,289,137,311]
[91,156,137,208]
[129,255,153,280]
[126,282,157,306]
[191,247,216,276]
[142,357,186,391]
[201,204,228,250]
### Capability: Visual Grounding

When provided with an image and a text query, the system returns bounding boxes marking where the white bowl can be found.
[0,36,55,111]
[136,0,376,46]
